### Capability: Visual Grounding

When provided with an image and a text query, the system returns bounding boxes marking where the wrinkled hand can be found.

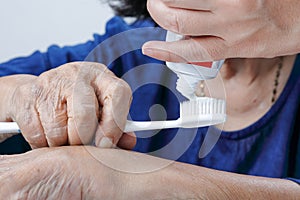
[7,62,135,149]
[143,0,300,62]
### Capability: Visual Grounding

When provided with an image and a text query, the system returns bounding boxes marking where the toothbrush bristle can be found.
[180,97,226,116]
[179,97,226,128]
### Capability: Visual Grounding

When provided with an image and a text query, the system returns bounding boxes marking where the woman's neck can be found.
[203,55,296,131]
[220,58,281,84]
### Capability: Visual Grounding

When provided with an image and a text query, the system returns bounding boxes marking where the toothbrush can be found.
[0,97,225,134]
[124,97,225,132]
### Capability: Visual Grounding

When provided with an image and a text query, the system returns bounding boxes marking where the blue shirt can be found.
[0,16,299,184]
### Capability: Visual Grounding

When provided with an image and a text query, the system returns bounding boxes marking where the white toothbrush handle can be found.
[124,120,179,132]
[0,121,181,134]
[0,122,20,134]
[0,115,225,134]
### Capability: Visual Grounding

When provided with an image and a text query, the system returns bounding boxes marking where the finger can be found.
[147,0,219,35]
[12,84,48,149]
[94,76,132,148]
[67,82,99,145]
[15,105,47,149]
[161,0,217,10]
[117,132,137,150]
[143,36,228,62]
[37,97,69,147]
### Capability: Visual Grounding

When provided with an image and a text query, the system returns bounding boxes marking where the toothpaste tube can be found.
[166,31,224,99]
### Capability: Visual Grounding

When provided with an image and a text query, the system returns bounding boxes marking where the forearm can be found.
[134,160,300,199]
[1,146,299,199]
[208,169,300,199]
[84,147,300,199]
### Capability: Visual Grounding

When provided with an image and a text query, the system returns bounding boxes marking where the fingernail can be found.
[99,137,114,148]
[142,48,154,56]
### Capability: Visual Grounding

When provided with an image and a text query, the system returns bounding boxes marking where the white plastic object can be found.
[0,97,226,134]
[124,97,226,132]
[0,122,20,134]
[166,31,224,99]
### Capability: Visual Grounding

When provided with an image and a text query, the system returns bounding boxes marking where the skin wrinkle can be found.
[113,81,132,128]
[164,0,213,11]
[97,76,131,135]
[144,0,300,61]
[74,63,118,145]
[13,85,35,124]
[30,82,43,99]
[2,62,133,148]
[17,149,70,198]
[1,156,29,197]
[22,106,33,126]
[28,84,45,137]
[90,81,102,122]
[30,104,46,144]
[45,68,86,145]
[25,165,61,198]
[53,78,66,111]
[103,85,125,132]
[52,101,68,122]
[29,70,60,146]
[100,95,115,136]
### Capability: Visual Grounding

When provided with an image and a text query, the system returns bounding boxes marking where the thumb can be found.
[142,36,228,62]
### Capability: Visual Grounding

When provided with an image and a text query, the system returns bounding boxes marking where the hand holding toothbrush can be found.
[0,62,135,149]
[143,0,300,62]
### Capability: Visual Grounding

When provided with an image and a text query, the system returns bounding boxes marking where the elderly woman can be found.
[0,0,299,198]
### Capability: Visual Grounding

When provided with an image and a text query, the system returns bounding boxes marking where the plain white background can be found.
[0,0,114,62]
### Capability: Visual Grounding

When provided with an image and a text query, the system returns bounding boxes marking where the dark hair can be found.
[107,0,150,19]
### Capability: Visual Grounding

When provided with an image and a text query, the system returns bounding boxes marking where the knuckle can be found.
[115,79,132,95]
